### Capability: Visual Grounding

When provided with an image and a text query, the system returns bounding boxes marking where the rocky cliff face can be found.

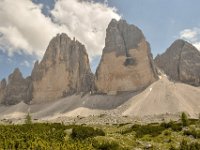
[95,19,158,94]
[0,79,7,103]
[0,68,32,105]
[155,39,200,86]
[31,33,93,103]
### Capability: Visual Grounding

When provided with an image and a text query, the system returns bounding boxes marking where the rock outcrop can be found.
[95,19,158,94]
[0,68,32,105]
[155,39,200,86]
[0,79,7,103]
[31,33,93,103]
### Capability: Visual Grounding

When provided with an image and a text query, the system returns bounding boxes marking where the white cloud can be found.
[20,60,31,67]
[179,28,200,50]
[0,0,63,58]
[180,29,198,42]
[51,0,120,58]
[0,0,120,62]
[193,43,200,50]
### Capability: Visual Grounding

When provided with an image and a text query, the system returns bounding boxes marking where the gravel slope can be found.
[122,75,200,118]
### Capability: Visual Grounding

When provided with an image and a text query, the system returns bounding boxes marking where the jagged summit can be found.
[104,19,144,55]
[41,33,86,64]
[95,19,158,94]
[155,39,200,86]
[0,33,94,105]
[31,33,93,103]
[0,19,200,122]
[0,68,32,105]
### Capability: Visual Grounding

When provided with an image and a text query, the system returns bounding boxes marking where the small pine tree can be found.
[181,112,189,127]
[199,113,200,122]
[25,113,32,124]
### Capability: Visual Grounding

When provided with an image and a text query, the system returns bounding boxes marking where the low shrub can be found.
[170,123,182,131]
[188,119,199,125]
[120,121,183,137]
[71,126,105,140]
[184,128,200,139]
[161,121,182,131]
[120,127,133,135]
[92,139,120,150]
[131,124,165,138]
[179,139,200,150]
[0,123,69,149]
[163,130,171,136]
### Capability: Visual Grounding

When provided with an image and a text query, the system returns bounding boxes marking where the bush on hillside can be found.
[184,128,200,139]
[161,121,182,131]
[131,124,165,138]
[92,139,120,150]
[179,139,200,150]
[71,126,105,140]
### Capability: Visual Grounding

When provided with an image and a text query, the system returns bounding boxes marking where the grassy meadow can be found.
[0,113,200,150]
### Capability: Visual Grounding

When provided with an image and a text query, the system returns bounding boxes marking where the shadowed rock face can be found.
[0,79,7,103]
[0,68,32,105]
[31,33,93,103]
[95,19,158,94]
[155,39,200,86]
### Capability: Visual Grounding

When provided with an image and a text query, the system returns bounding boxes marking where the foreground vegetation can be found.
[0,113,199,149]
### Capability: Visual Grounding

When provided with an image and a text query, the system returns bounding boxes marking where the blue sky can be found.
[107,0,200,55]
[0,0,200,80]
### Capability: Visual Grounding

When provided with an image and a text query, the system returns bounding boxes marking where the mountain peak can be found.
[155,39,200,86]
[0,67,32,105]
[31,33,93,103]
[95,19,157,94]
[104,19,144,55]
[8,68,23,82]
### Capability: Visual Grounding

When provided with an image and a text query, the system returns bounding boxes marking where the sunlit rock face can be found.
[155,39,200,86]
[31,33,93,103]
[95,19,158,94]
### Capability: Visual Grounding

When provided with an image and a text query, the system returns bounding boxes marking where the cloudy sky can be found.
[0,0,200,80]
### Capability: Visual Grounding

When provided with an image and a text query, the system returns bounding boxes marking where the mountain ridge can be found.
[0,19,199,123]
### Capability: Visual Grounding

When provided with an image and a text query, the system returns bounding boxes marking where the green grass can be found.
[71,126,105,139]
[0,118,199,150]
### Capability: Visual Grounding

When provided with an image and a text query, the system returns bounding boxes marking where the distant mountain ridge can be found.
[0,19,158,105]
[0,19,199,109]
